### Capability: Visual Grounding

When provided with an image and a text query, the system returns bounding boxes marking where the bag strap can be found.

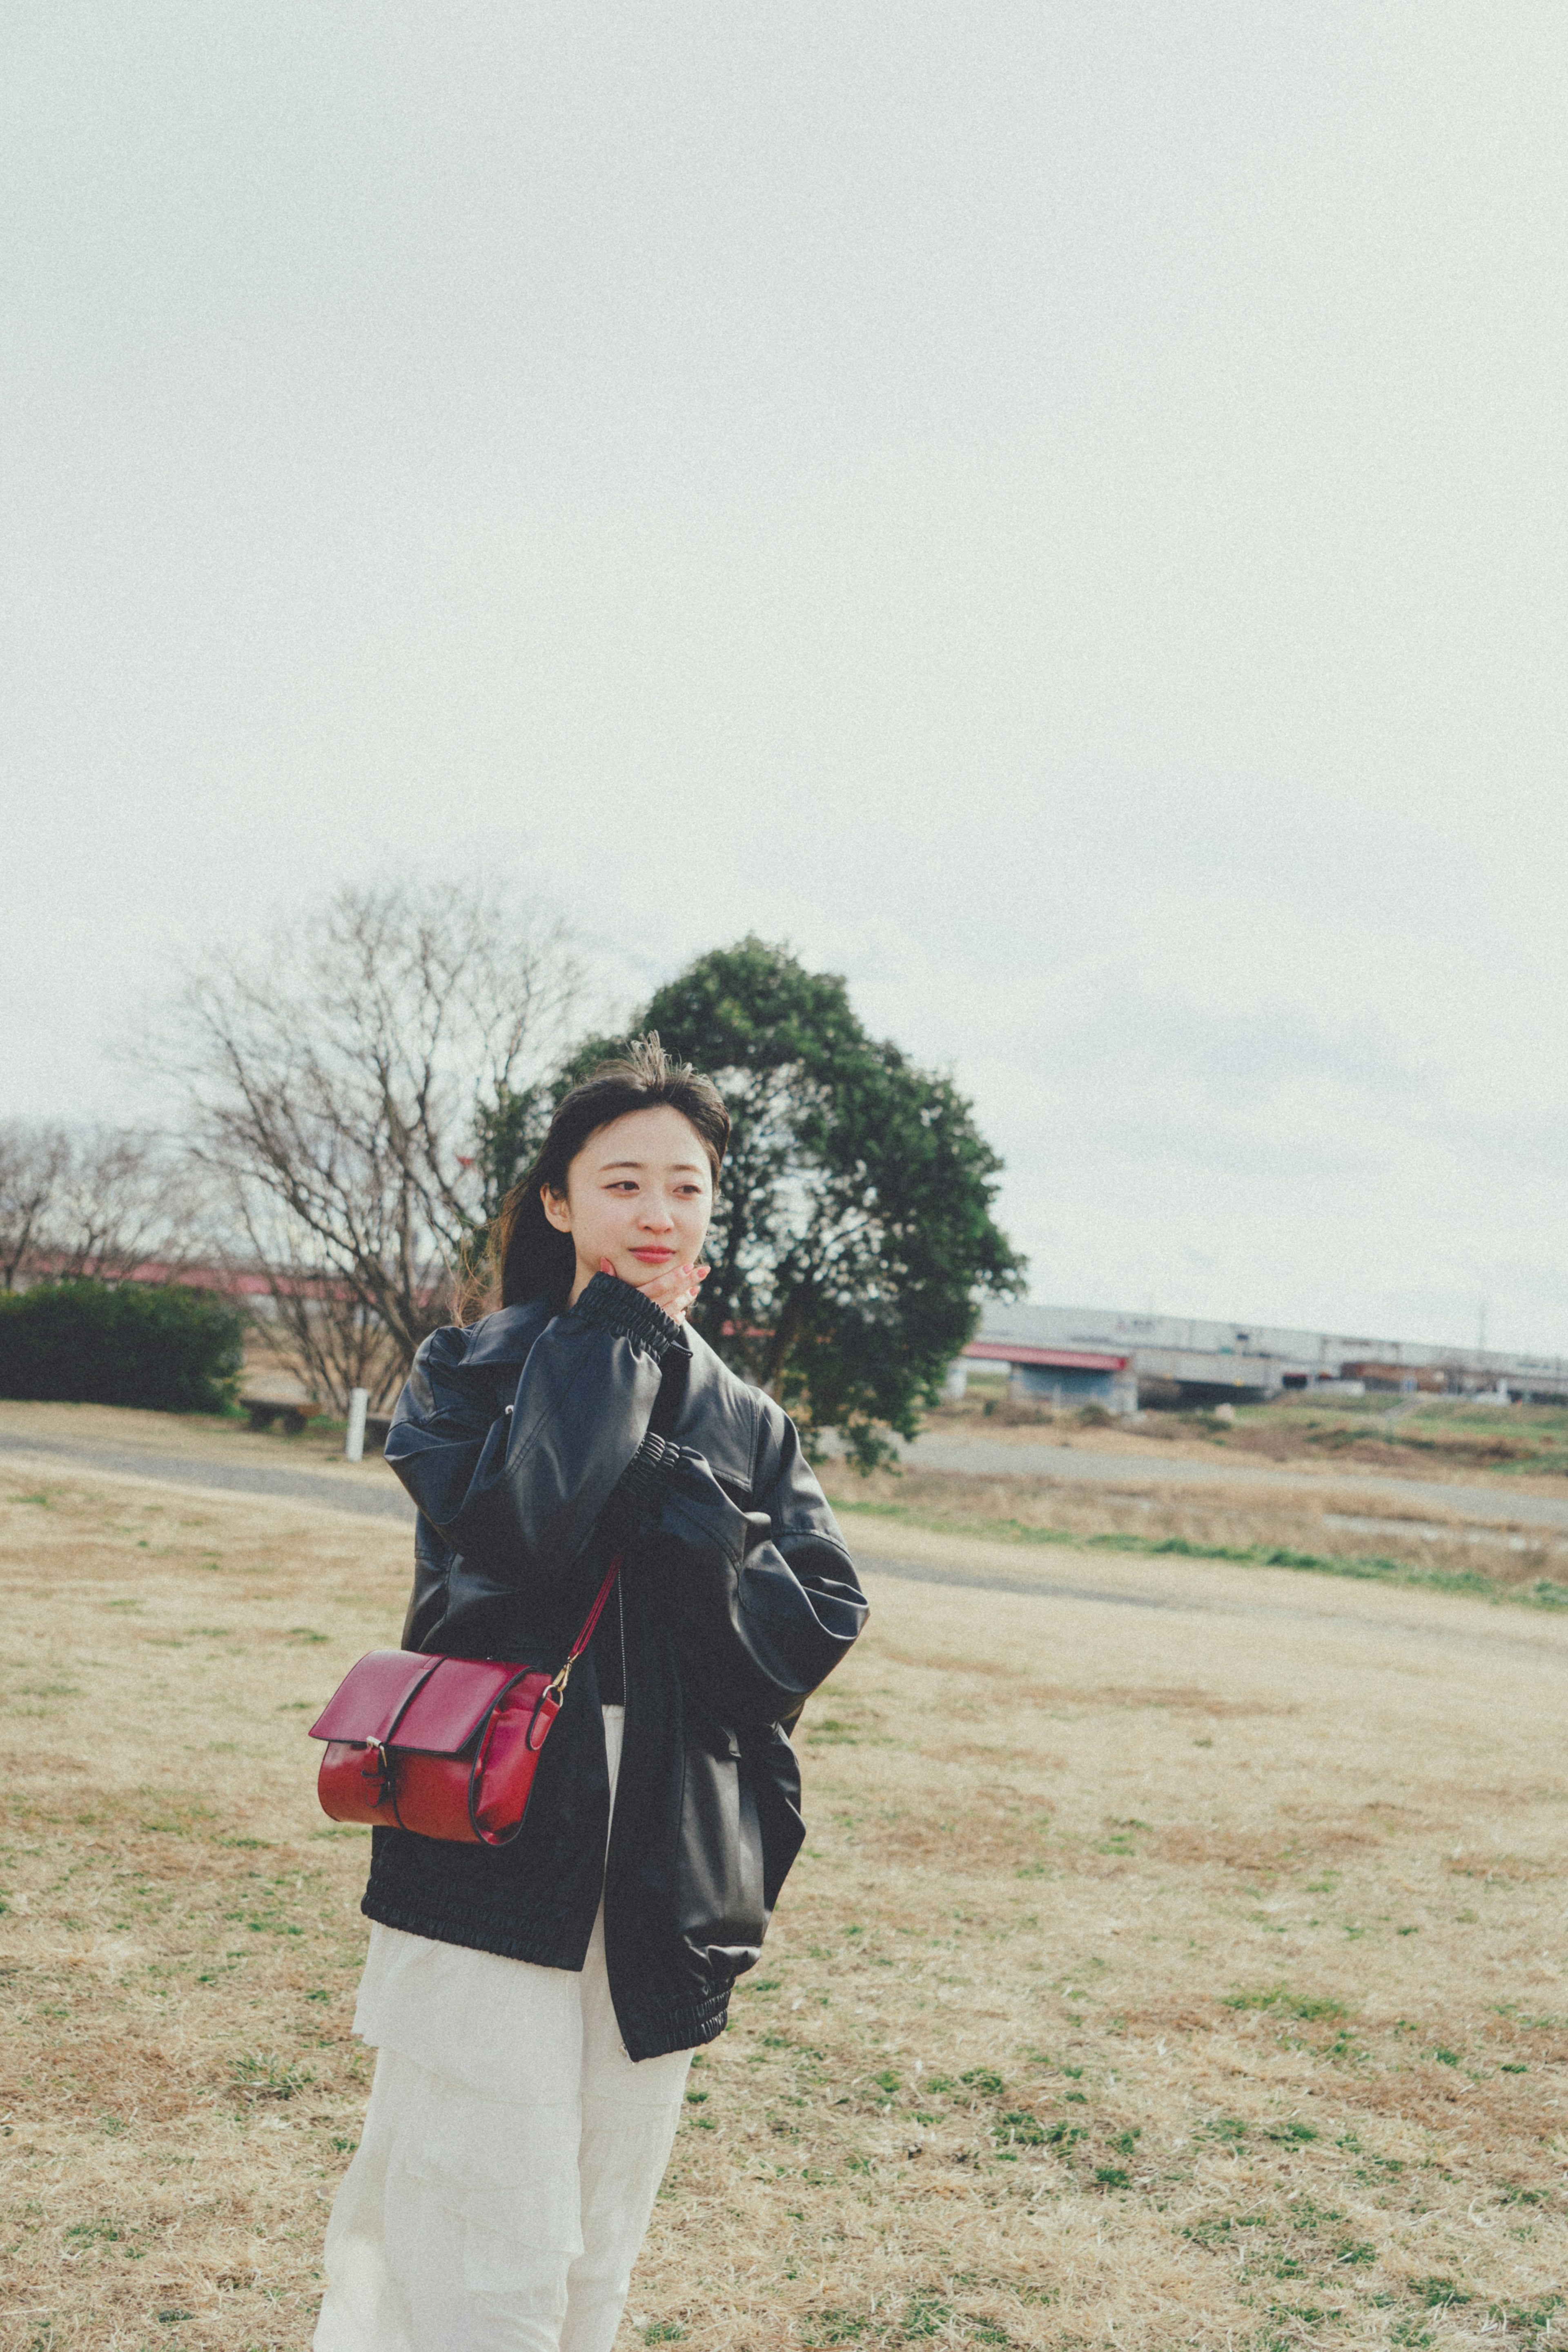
[547,1552,624,1701]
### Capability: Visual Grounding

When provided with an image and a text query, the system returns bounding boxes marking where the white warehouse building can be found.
[953,1304,1568,1413]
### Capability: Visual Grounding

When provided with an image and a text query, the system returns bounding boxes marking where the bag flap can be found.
[391,1656,534,1755]
[308,1650,442,1746]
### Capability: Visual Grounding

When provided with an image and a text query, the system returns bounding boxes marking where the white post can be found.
[345,1388,369,1464]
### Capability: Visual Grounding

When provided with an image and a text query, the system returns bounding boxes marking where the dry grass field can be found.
[4,1454,1568,2350]
[931,1389,1568,1489]
[817,1464,1568,1599]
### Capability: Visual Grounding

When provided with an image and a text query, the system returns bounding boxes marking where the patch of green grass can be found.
[1181,2214,1270,2250]
[1486,2295,1563,2334]
[834,1500,1568,1610]
[229,2051,314,2102]
[1493,2000,1568,2031]
[64,2216,129,2246]
[1410,2276,1471,2308]
[1224,1987,1348,2023]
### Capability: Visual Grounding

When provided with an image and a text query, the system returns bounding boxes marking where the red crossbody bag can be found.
[307,1554,623,1848]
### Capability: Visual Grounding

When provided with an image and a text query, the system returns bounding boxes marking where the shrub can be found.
[0,1280,245,1413]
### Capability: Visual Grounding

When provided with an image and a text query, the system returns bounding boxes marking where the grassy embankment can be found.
[821,1393,1568,1614]
[3,1458,1568,2348]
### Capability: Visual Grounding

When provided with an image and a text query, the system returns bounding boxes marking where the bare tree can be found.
[0,1121,211,1289]
[0,1124,68,1289]
[158,880,583,1406]
[229,1192,407,1411]
[51,1129,213,1281]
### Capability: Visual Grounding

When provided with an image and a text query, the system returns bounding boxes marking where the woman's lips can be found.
[630,1248,675,1262]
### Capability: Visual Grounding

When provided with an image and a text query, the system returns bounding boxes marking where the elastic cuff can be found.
[572,1271,682,1360]
[599,1431,679,1548]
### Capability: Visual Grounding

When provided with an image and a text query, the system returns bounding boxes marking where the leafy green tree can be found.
[551,939,1025,1467]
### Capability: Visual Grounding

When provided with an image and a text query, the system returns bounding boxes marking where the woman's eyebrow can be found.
[599,1157,706,1175]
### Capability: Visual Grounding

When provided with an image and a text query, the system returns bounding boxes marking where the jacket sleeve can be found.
[385,1274,685,1638]
[645,1400,868,1726]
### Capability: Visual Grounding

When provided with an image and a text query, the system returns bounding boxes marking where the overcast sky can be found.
[5,3,1566,1351]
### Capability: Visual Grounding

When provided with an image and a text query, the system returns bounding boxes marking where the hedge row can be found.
[0,1279,246,1413]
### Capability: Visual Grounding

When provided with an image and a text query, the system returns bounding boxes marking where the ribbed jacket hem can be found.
[615,1988,733,2062]
[360,1892,582,1970]
[572,1271,682,1360]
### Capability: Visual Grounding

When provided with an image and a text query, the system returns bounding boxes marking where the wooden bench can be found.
[241,1395,325,1438]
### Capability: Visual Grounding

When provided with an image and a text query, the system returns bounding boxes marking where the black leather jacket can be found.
[362,1271,867,2060]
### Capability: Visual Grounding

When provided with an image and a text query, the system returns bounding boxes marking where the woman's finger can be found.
[632,1264,689,1313]
[603,1258,703,1321]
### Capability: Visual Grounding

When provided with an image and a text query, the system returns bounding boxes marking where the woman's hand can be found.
[600,1256,708,1324]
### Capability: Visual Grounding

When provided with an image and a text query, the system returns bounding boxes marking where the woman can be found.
[315,1037,867,2352]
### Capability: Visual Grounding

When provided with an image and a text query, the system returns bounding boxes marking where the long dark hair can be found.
[459,1034,730,1320]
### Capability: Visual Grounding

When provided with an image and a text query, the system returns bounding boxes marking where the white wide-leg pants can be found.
[314,1708,692,2352]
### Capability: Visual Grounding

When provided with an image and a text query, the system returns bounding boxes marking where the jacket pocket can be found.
[677,1724,766,1967]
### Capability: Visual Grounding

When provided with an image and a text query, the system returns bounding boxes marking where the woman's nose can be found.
[637,1197,675,1230]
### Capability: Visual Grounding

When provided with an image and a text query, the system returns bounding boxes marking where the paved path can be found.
[7,1425,1567,1542]
[0,1430,414,1521]
[6,1428,1568,1669]
[901,1433,1568,1532]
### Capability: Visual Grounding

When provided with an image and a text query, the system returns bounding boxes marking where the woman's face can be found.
[543,1105,713,1304]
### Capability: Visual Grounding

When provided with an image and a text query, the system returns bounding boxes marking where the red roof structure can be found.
[962,1340,1128,1372]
